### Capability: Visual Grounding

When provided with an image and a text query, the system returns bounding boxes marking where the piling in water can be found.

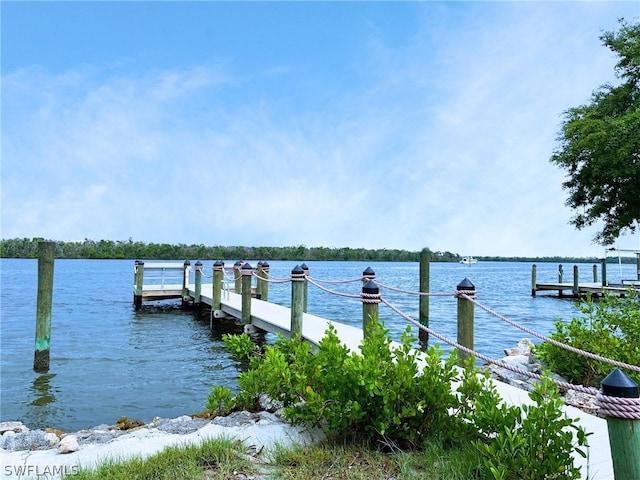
[34,241,55,372]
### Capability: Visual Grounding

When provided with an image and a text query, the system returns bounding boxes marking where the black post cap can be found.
[362,279,379,294]
[291,264,304,275]
[241,262,253,270]
[363,266,375,276]
[184,260,191,265]
[601,369,639,398]
[301,263,309,271]
[457,278,475,290]
[214,260,224,267]
[261,261,269,268]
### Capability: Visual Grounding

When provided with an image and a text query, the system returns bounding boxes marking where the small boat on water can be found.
[460,256,478,265]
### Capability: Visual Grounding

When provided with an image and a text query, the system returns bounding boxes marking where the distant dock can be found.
[531,259,640,298]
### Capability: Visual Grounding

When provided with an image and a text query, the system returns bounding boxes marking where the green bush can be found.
[535,290,640,386]
[213,321,590,478]
[474,376,590,480]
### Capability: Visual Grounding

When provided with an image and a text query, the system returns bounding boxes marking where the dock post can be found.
[134,260,144,310]
[234,261,242,294]
[636,253,640,281]
[599,369,640,479]
[212,261,224,310]
[558,264,564,297]
[301,263,309,313]
[531,264,537,297]
[241,263,253,325]
[256,262,264,299]
[290,265,305,339]
[593,264,598,283]
[456,278,475,367]
[194,261,203,306]
[573,265,579,297]
[34,241,55,372]
[260,262,269,302]
[419,248,431,343]
[181,260,191,307]
[602,258,607,287]
[362,279,380,337]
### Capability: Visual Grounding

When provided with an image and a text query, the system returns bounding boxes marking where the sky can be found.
[2,1,639,258]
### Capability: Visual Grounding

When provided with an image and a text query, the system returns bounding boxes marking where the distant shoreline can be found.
[2,237,637,264]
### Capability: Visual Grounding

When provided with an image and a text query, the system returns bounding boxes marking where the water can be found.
[1,258,637,431]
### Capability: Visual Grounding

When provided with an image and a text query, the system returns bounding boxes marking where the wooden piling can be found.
[419,248,430,343]
[181,260,191,307]
[602,258,607,287]
[593,264,598,283]
[290,265,305,339]
[194,261,203,305]
[573,265,579,297]
[241,263,253,325]
[600,369,640,479]
[134,260,144,310]
[234,261,242,294]
[212,261,224,310]
[362,279,380,337]
[256,262,264,300]
[531,264,537,297]
[558,264,564,297]
[456,278,475,366]
[34,241,55,372]
[636,253,640,281]
[260,262,269,302]
[301,263,309,313]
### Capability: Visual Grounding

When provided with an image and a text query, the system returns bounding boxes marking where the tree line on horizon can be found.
[1,237,634,264]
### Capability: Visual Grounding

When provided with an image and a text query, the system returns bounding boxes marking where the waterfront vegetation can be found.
[1,237,633,264]
[536,289,640,387]
[212,322,589,479]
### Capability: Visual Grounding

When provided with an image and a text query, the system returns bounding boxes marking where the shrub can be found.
[535,290,640,386]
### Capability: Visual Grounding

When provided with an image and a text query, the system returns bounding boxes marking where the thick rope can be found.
[596,394,640,420]
[306,275,365,285]
[457,292,640,374]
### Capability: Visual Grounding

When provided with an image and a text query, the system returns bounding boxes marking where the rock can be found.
[0,421,29,435]
[114,416,145,430]
[1,430,58,451]
[504,338,533,358]
[58,435,80,453]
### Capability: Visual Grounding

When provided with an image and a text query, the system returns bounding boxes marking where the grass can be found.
[65,437,484,479]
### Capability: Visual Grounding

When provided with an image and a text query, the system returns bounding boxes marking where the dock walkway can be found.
[135,262,624,480]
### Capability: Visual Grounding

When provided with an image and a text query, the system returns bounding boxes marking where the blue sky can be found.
[2,1,639,257]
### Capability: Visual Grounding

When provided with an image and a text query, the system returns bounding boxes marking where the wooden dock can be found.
[132,261,632,479]
[531,263,639,298]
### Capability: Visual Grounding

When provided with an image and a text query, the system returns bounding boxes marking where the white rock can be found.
[58,435,80,454]
[0,421,28,434]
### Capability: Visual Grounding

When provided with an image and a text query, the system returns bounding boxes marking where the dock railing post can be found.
[194,261,203,306]
[456,278,475,367]
[419,248,431,343]
[234,261,242,294]
[599,369,640,479]
[636,253,640,281]
[241,263,253,325]
[213,261,224,310]
[531,264,537,297]
[34,241,55,373]
[256,262,264,299]
[290,265,305,339]
[558,264,563,283]
[301,263,309,313]
[602,258,607,287]
[181,260,191,307]
[573,265,579,297]
[593,264,598,283]
[362,279,380,337]
[260,262,269,302]
[134,260,144,310]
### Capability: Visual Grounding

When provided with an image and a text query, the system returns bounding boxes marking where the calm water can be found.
[1,258,636,431]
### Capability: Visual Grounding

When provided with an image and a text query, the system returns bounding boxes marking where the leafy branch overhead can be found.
[551,19,640,245]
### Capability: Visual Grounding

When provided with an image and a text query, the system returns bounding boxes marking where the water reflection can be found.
[30,373,57,406]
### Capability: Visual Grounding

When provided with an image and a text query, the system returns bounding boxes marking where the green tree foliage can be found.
[551,19,640,245]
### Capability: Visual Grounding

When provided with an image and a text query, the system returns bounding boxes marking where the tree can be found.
[551,19,640,245]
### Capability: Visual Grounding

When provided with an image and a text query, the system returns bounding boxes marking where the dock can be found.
[132,260,640,480]
[531,261,639,298]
